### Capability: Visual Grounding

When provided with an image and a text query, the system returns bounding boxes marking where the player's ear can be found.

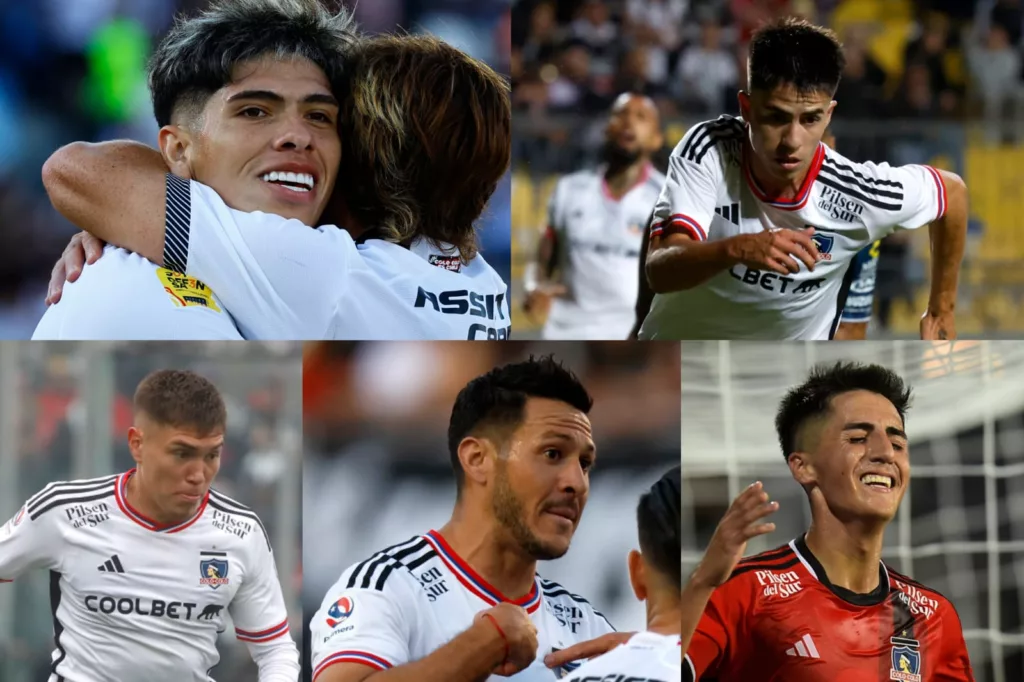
[127,426,145,466]
[457,436,496,491]
[626,549,647,601]
[737,90,751,119]
[158,125,195,180]
[787,452,816,486]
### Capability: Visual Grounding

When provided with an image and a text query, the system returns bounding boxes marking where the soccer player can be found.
[40,21,511,341]
[309,356,614,681]
[33,0,356,340]
[681,361,975,681]
[638,17,966,340]
[522,92,664,340]
[0,370,298,681]
[544,466,681,681]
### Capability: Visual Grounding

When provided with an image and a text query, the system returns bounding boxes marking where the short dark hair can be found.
[447,356,593,488]
[148,0,359,128]
[134,369,227,435]
[775,361,913,460]
[637,466,681,588]
[748,17,845,97]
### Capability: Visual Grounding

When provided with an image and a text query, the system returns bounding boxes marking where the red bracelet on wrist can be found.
[481,613,510,663]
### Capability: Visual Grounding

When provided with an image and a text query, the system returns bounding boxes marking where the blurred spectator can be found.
[548,39,610,112]
[966,22,1024,143]
[623,0,688,87]
[903,11,961,115]
[569,0,620,78]
[832,29,887,119]
[676,18,738,115]
[521,1,562,66]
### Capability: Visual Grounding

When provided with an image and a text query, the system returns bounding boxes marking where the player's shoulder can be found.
[24,473,120,523]
[670,115,745,166]
[887,565,961,618]
[539,575,614,630]
[205,487,273,551]
[818,146,917,214]
[333,533,437,597]
[724,541,804,586]
[555,168,602,197]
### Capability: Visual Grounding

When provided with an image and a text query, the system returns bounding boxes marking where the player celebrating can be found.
[639,17,966,340]
[682,361,975,681]
[40,7,510,341]
[544,466,681,681]
[0,370,298,681]
[523,92,664,340]
[309,356,614,681]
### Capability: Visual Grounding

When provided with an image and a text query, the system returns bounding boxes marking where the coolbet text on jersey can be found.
[162,174,510,341]
[543,164,665,340]
[683,535,974,682]
[639,115,947,340]
[31,245,242,340]
[0,472,296,682]
[310,531,615,681]
[564,631,680,682]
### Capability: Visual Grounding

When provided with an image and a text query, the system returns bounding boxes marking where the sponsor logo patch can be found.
[157,268,221,311]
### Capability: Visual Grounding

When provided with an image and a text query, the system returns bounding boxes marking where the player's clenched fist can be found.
[475,602,539,676]
[691,481,778,589]
[729,227,822,276]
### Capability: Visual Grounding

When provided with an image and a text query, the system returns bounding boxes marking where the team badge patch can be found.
[810,232,834,261]
[326,596,354,628]
[428,255,461,273]
[199,558,230,589]
[157,268,222,311]
[890,640,922,682]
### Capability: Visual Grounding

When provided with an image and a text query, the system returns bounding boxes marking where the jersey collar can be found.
[743,142,825,211]
[791,534,891,606]
[424,530,542,613]
[114,469,209,534]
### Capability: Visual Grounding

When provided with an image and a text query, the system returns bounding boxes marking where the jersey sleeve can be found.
[228,530,294,648]
[683,578,749,681]
[856,162,948,240]
[162,173,354,339]
[649,124,724,243]
[0,498,62,580]
[932,600,975,681]
[309,566,418,680]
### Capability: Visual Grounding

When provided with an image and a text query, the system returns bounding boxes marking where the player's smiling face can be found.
[793,390,909,523]
[740,83,835,185]
[493,397,595,561]
[129,414,223,525]
[179,55,341,227]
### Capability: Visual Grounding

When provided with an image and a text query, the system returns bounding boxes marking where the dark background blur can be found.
[0,0,512,338]
[512,0,1024,337]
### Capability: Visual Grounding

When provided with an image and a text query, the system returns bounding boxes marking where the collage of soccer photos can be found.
[0,0,1022,681]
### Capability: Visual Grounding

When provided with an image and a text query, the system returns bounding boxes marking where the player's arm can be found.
[923,169,967,341]
[0,498,62,580]
[227,532,300,681]
[522,182,567,323]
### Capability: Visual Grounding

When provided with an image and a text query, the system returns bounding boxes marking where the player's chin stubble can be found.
[492,467,568,561]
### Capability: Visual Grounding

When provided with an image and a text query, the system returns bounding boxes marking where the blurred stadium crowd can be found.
[512,0,1024,337]
[0,0,512,338]
[301,341,679,680]
[0,342,301,682]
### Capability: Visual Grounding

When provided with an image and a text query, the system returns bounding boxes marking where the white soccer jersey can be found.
[564,631,680,682]
[31,245,242,340]
[310,531,615,681]
[162,174,510,341]
[0,471,297,682]
[638,115,947,340]
[543,164,664,340]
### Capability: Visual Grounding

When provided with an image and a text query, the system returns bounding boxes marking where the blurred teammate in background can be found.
[33,0,355,341]
[0,370,298,681]
[681,361,974,681]
[41,1,510,341]
[523,93,664,340]
[639,17,966,341]
[309,356,614,682]
[544,466,681,681]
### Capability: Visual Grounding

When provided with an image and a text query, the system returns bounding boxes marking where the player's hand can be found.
[731,227,821,275]
[522,283,567,324]
[690,481,778,589]
[475,602,538,676]
[46,232,106,305]
[543,631,634,669]
[920,310,956,341]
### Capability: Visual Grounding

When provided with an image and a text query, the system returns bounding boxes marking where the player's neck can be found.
[125,470,193,527]
[744,139,806,200]
[805,516,885,594]
[603,159,648,199]
[645,593,680,637]
[438,514,537,601]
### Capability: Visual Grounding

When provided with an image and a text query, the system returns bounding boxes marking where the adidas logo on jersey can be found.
[714,203,740,225]
[97,555,125,573]
[785,634,820,659]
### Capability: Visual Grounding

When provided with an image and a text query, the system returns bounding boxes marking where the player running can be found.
[309,356,614,682]
[0,370,298,682]
[543,466,681,681]
[639,17,966,340]
[523,92,664,340]
[682,361,975,681]
[40,3,510,341]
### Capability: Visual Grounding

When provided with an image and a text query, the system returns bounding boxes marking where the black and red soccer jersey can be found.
[684,535,974,682]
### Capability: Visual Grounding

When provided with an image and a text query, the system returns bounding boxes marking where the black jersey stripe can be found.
[207,498,272,551]
[819,163,904,201]
[348,543,437,593]
[27,476,118,514]
[823,155,905,188]
[681,118,744,163]
[50,570,68,680]
[30,489,116,521]
[829,258,857,339]
[727,557,801,582]
[693,126,745,165]
[540,579,614,630]
[737,545,794,565]
[344,536,420,589]
[345,537,430,590]
[372,549,439,592]
[163,173,192,274]
[816,175,902,211]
